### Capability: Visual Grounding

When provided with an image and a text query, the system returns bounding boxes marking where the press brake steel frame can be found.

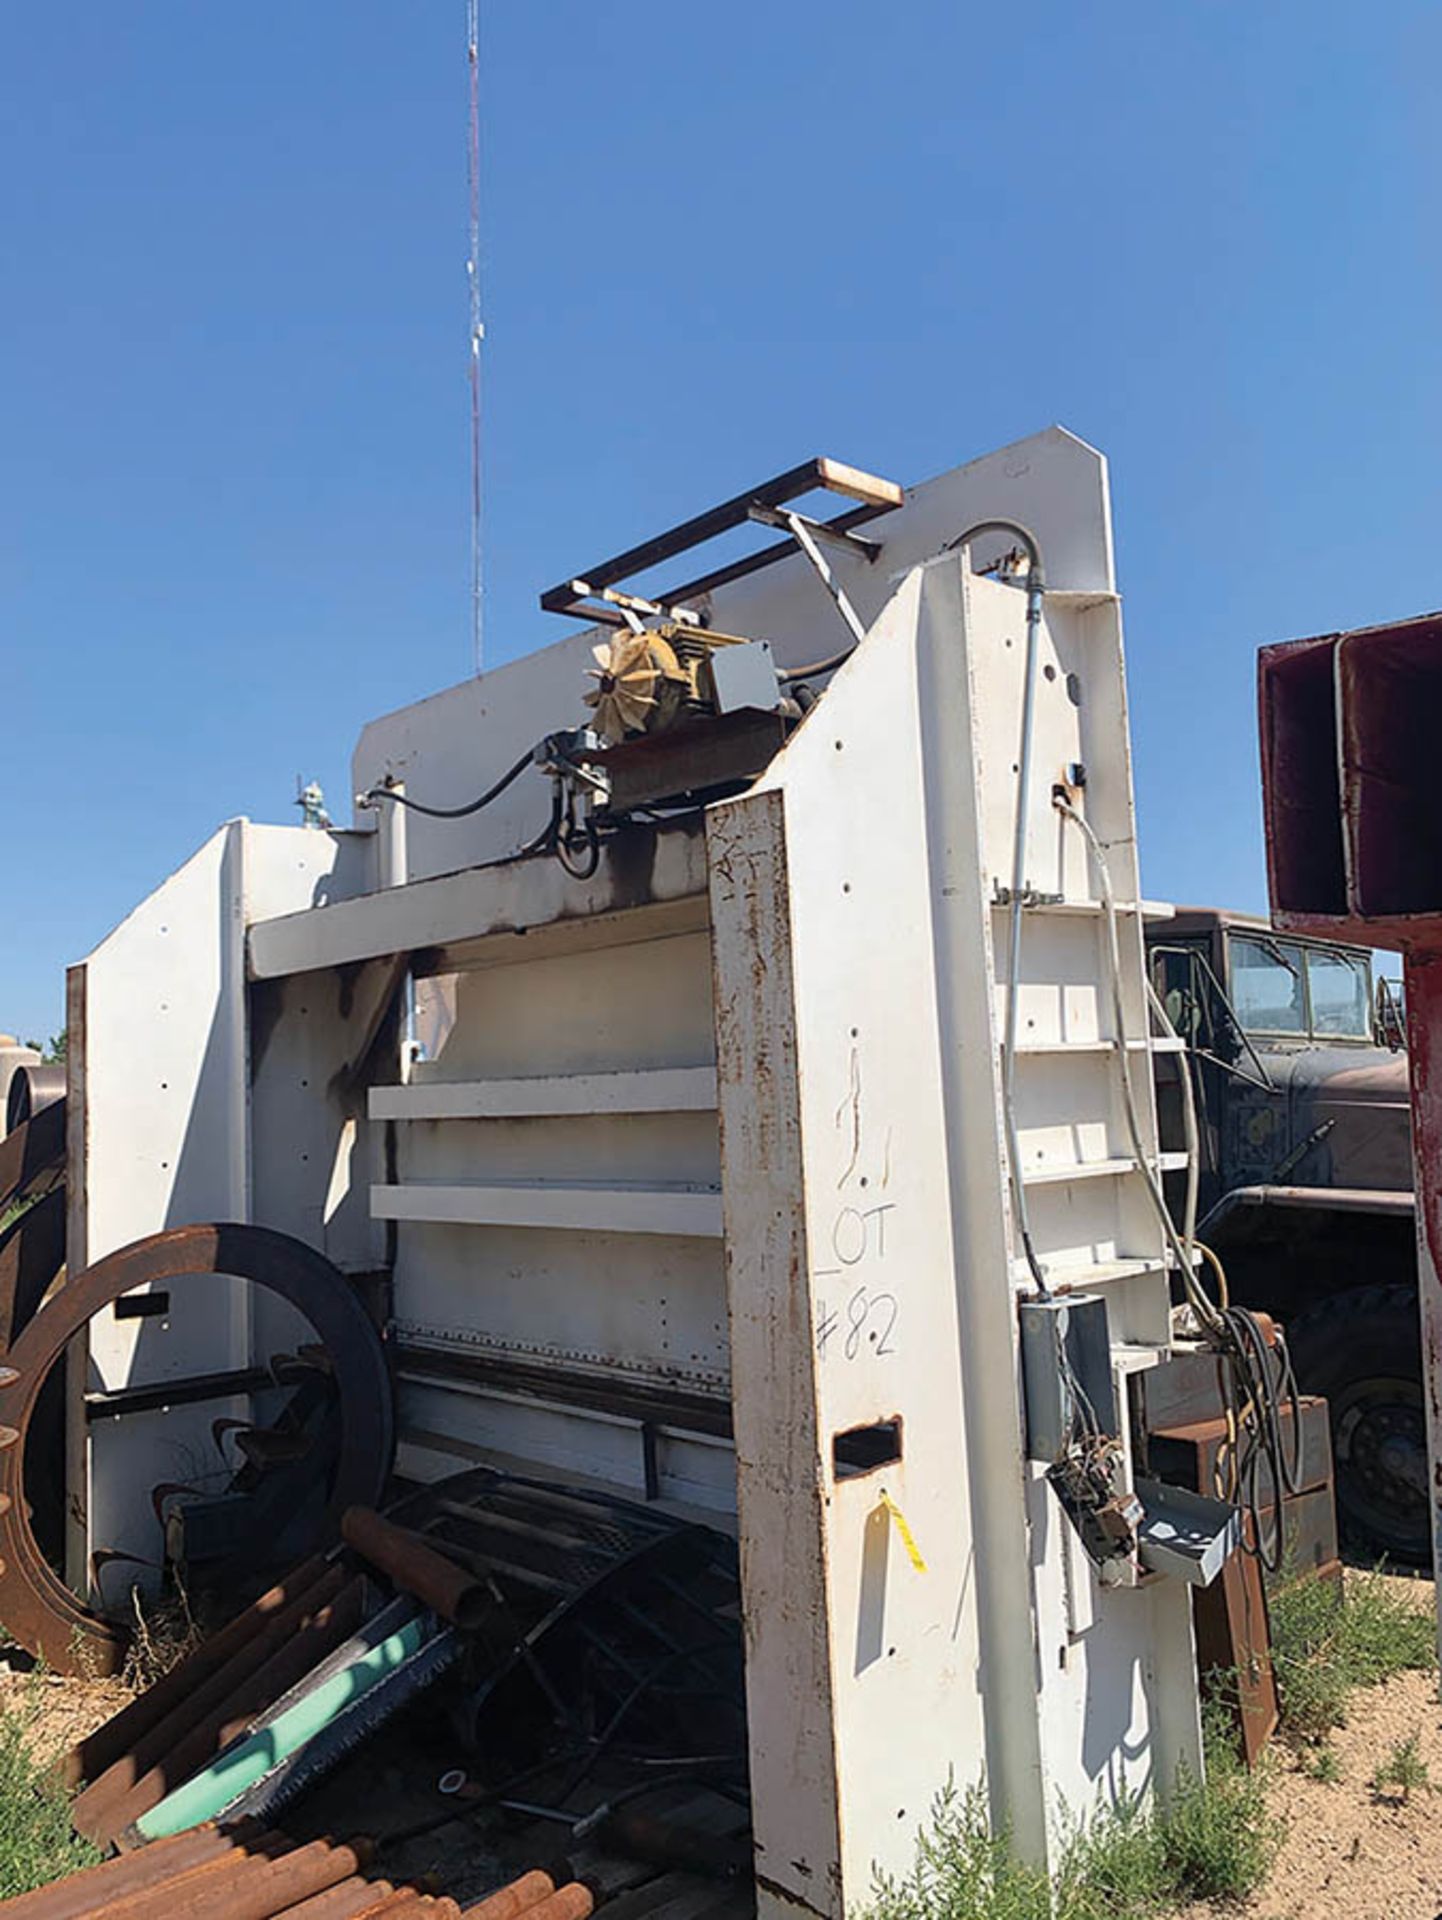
[65,428,1201,1915]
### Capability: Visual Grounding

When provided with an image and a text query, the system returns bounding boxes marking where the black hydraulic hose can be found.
[780,642,859,685]
[554,811,601,879]
[362,748,534,819]
[1220,1306,1305,1573]
[532,784,566,855]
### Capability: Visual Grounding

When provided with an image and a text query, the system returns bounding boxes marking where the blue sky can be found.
[4,4,1438,1045]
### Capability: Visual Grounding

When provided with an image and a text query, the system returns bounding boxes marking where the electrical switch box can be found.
[1019,1293,1117,1464]
[706,639,781,716]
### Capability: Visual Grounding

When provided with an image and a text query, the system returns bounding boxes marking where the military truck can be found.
[1147,908,1418,1559]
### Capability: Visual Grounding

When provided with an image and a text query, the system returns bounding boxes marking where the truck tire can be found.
[1286,1284,1427,1564]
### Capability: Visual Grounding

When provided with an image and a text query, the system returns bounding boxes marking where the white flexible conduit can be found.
[1054,791,1306,1573]
[1052,793,1220,1330]
[951,521,1051,1298]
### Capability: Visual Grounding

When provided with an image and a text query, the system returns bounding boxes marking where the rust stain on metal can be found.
[477,1889,589,1920]
[706,788,843,1898]
[595,820,660,910]
[0,1185,64,1352]
[1260,613,1442,1625]
[455,1870,556,1920]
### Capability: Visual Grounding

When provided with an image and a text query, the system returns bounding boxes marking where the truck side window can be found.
[1151,948,1198,1038]
[1230,935,1306,1035]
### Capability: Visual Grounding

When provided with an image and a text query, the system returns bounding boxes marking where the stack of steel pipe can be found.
[0,1837,594,1920]
[69,1512,498,1853]
[0,1827,378,1917]
[460,1874,593,1920]
[65,1555,363,1849]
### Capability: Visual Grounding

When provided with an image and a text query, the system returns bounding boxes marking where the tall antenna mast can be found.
[466,0,485,673]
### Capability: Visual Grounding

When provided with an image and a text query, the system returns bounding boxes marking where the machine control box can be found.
[1018,1293,1116,1464]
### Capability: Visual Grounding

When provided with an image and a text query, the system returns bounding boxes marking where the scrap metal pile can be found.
[12,1468,750,1920]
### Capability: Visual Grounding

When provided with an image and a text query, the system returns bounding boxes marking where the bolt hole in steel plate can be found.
[0,1223,393,1674]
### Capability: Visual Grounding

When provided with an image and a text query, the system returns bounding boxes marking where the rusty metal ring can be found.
[0,1185,66,1351]
[0,1100,66,1214]
[5,1063,65,1134]
[0,1222,393,1674]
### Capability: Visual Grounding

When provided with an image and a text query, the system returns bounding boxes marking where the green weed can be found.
[1157,1744,1279,1904]
[0,1677,101,1898]
[868,1781,1052,1920]
[1299,1744,1341,1783]
[1373,1733,1430,1802]
[1269,1566,1435,1744]
[868,1733,1278,1920]
[1054,1793,1170,1920]
[865,1568,1435,1918]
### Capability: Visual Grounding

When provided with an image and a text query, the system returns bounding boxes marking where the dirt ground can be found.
[1174,1660,1442,1920]
[0,1659,131,1768]
[1180,1569,1442,1920]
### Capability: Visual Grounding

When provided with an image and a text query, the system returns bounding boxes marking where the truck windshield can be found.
[1306,946,1373,1038]
[1231,936,1306,1033]
[1230,934,1372,1040]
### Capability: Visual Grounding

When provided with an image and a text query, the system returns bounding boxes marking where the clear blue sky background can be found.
[4,4,1438,1046]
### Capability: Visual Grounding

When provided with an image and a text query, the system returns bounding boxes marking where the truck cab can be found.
[1147,908,1420,1559]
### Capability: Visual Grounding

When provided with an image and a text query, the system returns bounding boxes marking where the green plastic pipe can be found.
[135,1614,432,1840]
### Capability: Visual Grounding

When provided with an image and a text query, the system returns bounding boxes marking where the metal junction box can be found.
[1019,1294,1116,1464]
